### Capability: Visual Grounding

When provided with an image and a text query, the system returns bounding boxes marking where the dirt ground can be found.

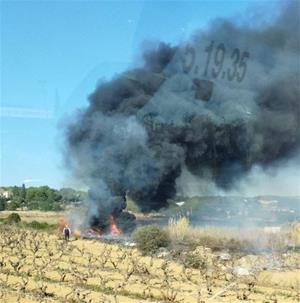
[0,223,299,303]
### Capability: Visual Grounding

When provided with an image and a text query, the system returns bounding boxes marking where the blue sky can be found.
[0,0,275,189]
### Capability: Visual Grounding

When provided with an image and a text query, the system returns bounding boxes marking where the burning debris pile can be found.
[88,194,135,234]
[58,214,130,238]
[65,2,299,232]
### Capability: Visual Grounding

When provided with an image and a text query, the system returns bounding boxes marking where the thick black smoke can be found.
[65,2,299,227]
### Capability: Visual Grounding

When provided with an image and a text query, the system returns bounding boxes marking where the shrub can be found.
[6,200,20,211]
[132,224,171,255]
[6,212,21,223]
[180,252,208,269]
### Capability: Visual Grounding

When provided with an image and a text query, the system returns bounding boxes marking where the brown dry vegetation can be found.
[0,211,64,224]
[0,220,299,303]
[167,216,300,252]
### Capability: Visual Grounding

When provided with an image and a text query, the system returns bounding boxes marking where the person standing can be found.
[63,225,71,241]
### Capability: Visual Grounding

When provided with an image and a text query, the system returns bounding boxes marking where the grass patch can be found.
[23,220,56,231]
[166,216,294,252]
[0,213,56,231]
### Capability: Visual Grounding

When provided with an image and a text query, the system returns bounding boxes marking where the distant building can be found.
[0,189,13,199]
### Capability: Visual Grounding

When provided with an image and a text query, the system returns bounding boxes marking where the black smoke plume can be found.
[65,2,299,229]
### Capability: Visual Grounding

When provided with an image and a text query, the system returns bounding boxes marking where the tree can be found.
[6,199,20,211]
[21,183,26,200]
[8,185,25,210]
[12,186,20,197]
[59,188,87,204]
[1,185,84,211]
[0,197,6,211]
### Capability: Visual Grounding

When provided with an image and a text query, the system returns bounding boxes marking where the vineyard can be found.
[0,225,299,303]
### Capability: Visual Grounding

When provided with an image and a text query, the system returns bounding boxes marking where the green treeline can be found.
[0,185,87,211]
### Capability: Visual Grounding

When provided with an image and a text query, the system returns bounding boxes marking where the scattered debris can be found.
[157,247,170,258]
[233,266,251,276]
[124,241,136,247]
[218,252,231,261]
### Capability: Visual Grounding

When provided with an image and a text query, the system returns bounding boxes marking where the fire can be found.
[58,215,122,238]
[109,215,122,235]
[58,217,69,232]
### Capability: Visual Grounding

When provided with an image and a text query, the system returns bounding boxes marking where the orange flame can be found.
[58,215,121,237]
[109,215,122,235]
[58,218,69,232]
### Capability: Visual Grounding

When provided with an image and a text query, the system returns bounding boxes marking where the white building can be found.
[0,189,13,199]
